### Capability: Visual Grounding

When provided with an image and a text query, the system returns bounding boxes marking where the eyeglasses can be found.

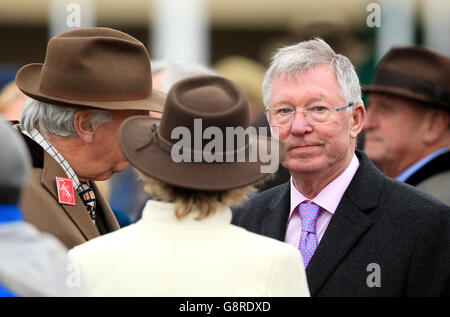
[264,102,354,126]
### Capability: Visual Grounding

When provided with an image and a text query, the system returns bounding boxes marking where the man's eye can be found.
[277,108,293,114]
[380,104,393,111]
[310,106,327,112]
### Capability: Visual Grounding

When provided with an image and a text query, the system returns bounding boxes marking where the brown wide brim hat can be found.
[16,27,165,112]
[119,75,287,191]
[119,116,286,191]
[362,46,450,110]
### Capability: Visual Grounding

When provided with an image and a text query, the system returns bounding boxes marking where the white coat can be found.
[69,200,310,297]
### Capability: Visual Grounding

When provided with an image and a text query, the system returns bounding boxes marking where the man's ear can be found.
[422,109,449,144]
[73,110,95,143]
[350,103,366,139]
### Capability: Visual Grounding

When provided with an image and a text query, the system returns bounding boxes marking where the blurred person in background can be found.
[0,81,27,121]
[0,115,84,297]
[232,38,450,296]
[69,76,309,297]
[214,55,266,124]
[14,27,164,249]
[108,59,217,224]
[363,47,450,205]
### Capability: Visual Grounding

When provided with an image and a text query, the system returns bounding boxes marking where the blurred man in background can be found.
[363,47,450,205]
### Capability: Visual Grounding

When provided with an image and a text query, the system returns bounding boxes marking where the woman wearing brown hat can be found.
[69,76,309,297]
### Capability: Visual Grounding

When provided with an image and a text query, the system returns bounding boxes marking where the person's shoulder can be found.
[380,177,450,221]
[69,223,137,258]
[416,171,450,205]
[229,223,300,257]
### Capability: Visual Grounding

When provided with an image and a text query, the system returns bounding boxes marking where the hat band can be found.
[140,124,251,162]
[373,68,450,106]
[39,84,150,102]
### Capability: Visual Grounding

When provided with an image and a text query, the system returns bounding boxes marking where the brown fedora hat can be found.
[362,46,450,110]
[16,27,165,112]
[119,75,286,191]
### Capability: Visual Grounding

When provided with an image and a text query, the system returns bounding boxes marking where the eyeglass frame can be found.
[264,102,355,126]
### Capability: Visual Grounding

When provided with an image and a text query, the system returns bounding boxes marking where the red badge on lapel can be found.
[56,177,76,205]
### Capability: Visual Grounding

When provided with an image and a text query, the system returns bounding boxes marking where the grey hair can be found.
[151,59,218,93]
[20,98,113,138]
[262,38,363,110]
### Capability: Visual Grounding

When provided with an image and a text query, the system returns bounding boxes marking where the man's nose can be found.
[290,111,313,135]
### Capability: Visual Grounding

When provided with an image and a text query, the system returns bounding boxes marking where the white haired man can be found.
[14,27,165,249]
[232,38,450,296]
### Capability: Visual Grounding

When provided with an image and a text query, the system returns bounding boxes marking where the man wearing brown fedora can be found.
[232,38,450,296]
[69,75,309,296]
[14,27,165,249]
[363,46,450,205]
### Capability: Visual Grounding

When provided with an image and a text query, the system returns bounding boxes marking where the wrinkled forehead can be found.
[270,66,343,104]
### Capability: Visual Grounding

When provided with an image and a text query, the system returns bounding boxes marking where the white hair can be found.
[20,98,113,138]
[151,59,218,93]
[262,38,363,110]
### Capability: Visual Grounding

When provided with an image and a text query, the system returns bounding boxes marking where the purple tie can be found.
[298,202,320,268]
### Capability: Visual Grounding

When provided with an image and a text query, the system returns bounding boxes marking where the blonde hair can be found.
[139,173,255,220]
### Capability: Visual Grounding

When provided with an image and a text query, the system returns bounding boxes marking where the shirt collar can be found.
[396,147,449,182]
[290,153,360,217]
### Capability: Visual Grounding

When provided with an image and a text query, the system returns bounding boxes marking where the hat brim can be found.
[16,64,166,112]
[362,85,437,105]
[119,116,287,191]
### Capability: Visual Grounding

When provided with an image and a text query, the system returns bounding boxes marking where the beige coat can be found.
[69,200,310,297]
[19,136,119,249]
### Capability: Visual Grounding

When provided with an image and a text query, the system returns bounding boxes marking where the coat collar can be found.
[405,150,450,186]
[16,126,100,240]
[16,124,118,238]
[139,200,233,228]
[262,182,291,241]
[40,150,100,240]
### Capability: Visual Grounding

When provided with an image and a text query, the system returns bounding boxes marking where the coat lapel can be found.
[40,151,100,241]
[305,151,384,296]
[261,182,291,241]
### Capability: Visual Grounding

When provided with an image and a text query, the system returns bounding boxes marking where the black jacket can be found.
[232,151,450,296]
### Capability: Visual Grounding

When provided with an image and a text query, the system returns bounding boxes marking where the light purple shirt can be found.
[285,154,360,249]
